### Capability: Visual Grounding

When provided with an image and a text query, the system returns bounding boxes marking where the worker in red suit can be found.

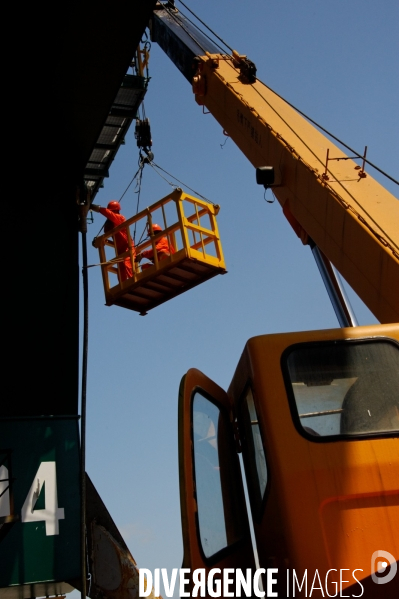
[137,223,175,270]
[91,201,135,281]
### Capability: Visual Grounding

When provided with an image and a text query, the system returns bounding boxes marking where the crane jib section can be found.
[190,54,399,324]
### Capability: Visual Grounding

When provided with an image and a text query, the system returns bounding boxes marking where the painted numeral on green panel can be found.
[21,461,65,535]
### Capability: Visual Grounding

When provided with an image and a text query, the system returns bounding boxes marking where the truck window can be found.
[239,386,268,518]
[284,340,399,438]
[192,391,245,559]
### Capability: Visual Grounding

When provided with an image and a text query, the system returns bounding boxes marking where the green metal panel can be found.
[0,417,80,587]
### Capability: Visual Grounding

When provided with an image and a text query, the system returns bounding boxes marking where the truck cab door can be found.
[178,368,256,581]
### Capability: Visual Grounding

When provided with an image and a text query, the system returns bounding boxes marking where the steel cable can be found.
[169,2,397,186]
[165,2,228,55]
[80,229,89,599]
[162,3,208,54]
[148,160,215,204]
[176,0,233,53]
[255,79,399,186]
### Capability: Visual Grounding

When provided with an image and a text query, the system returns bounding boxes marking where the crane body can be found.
[151,5,399,597]
[152,5,399,324]
[8,4,398,599]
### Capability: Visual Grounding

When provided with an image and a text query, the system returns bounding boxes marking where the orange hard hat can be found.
[149,223,163,232]
[107,201,121,212]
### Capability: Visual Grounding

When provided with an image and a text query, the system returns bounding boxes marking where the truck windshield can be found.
[284,340,399,438]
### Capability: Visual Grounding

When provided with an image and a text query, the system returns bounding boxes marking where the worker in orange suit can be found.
[91,201,135,281]
[137,223,175,270]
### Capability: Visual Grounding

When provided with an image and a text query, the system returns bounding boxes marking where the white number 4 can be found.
[21,461,65,535]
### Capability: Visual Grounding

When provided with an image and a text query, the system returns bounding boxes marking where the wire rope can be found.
[250,80,328,172]
[132,154,146,243]
[79,228,89,599]
[162,4,208,54]
[176,0,233,53]
[244,74,398,251]
[165,3,228,55]
[138,99,147,122]
[93,160,144,238]
[169,2,397,186]
[120,161,144,202]
[256,79,399,186]
[148,159,215,204]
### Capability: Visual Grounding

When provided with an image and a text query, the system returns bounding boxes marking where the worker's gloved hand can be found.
[92,237,97,247]
[91,204,101,213]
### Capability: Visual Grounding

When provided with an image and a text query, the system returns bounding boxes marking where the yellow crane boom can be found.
[153,6,399,323]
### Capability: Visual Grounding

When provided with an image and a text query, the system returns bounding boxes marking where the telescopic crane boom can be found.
[152,3,399,324]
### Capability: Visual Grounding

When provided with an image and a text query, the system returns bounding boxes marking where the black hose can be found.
[80,228,89,599]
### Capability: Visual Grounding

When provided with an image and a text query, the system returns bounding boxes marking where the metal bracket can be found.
[322,146,368,180]
[231,50,257,83]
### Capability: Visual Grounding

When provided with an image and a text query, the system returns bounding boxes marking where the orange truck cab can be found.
[179,323,399,598]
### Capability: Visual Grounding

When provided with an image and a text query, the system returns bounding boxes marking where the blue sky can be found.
[75,0,398,595]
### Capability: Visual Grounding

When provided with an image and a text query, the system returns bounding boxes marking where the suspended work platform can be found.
[92,189,227,314]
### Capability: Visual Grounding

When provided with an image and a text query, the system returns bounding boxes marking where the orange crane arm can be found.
[193,53,399,323]
[152,7,399,323]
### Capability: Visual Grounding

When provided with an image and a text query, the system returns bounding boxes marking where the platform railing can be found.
[93,189,224,296]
